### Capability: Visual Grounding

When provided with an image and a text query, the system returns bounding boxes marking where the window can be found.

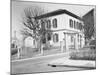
[53,33,59,42]
[42,38,46,44]
[11,43,15,48]
[69,19,73,28]
[79,23,82,30]
[71,36,74,43]
[77,22,80,29]
[74,20,76,29]
[33,40,35,45]
[78,34,80,42]
[47,33,51,41]
[76,22,79,29]
[53,18,57,28]
[42,35,46,44]
[80,24,83,30]
[47,20,51,29]
[41,20,45,29]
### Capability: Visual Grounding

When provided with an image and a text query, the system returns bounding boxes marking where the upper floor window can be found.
[41,20,45,29]
[74,20,76,29]
[76,22,79,29]
[53,33,59,43]
[47,20,51,29]
[79,23,82,30]
[53,18,57,28]
[78,22,80,30]
[69,19,73,28]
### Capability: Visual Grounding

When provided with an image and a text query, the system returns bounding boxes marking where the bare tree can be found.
[83,9,95,40]
[21,6,51,54]
[20,28,32,47]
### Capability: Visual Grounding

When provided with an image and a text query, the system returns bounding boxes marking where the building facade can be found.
[35,9,85,50]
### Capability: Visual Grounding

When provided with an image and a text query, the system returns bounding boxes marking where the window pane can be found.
[53,34,55,42]
[78,34,80,42]
[72,20,73,28]
[74,21,76,29]
[71,36,73,42]
[41,20,45,29]
[78,23,82,30]
[69,19,73,28]
[53,18,57,28]
[55,34,58,42]
[47,33,51,41]
[53,33,58,43]
[77,22,78,29]
[76,22,78,29]
[47,20,51,29]
[75,21,77,29]
[79,23,81,30]
[69,19,71,27]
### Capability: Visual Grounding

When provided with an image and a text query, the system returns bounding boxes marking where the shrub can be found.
[11,48,18,55]
[70,49,96,60]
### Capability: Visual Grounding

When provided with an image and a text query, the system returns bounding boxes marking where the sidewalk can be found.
[11,47,62,61]
[48,57,96,69]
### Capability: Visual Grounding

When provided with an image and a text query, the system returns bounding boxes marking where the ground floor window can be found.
[71,36,74,43]
[78,34,80,42]
[53,33,59,43]
[47,33,51,41]
[33,40,35,45]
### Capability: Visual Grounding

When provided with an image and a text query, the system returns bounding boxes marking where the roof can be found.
[82,9,94,17]
[34,9,82,20]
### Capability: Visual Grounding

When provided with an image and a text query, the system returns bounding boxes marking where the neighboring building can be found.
[25,36,37,48]
[11,31,19,48]
[35,9,85,50]
[11,31,23,48]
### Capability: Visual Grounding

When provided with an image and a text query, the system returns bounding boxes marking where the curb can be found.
[48,58,96,69]
[48,63,96,69]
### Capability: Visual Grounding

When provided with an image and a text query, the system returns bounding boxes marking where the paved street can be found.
[11,53,86,74]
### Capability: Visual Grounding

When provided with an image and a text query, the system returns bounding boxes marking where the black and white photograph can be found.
[11,0,96,74]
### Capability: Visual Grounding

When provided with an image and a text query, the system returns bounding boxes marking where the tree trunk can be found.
[39,36,43,55]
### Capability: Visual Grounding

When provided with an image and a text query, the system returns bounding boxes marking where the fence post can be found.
[41,44,43,55]
[75,34,78,50]
[60,41,63,52]
[17,48,20,59]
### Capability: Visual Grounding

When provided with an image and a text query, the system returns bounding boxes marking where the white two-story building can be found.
[34,9,85,50]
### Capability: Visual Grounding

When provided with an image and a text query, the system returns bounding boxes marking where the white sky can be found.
[11,1,95,39]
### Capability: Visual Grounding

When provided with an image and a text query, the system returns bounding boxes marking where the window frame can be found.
[76,22,79,29]
[74,20,76,29]
[79,23,83,30]
[41,20,45,29]
[53,33,59,43]
[53,18,57,28]
[47,20,51,29]
[69,19,73,28]
[47,33,51,41]
[71,36,74,43]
